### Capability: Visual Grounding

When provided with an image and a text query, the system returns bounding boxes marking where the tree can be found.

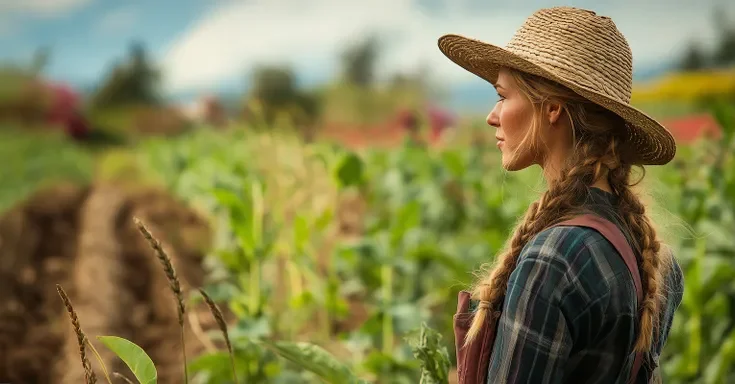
[340,35,380,88]
[246,64,322,129]
[680,42,708,71]
[91,41,162,109]
[250,64,298,112]
[677,9,735,71]
[712,7,735,67]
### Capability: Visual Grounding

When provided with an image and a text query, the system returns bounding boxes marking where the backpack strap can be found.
[555,214,644,384]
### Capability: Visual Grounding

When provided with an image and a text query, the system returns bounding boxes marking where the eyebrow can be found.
[494,83,505,91]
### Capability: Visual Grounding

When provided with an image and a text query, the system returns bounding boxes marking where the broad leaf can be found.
[262,340,365,384]
[97,336,157,384]
[333,152,364,189]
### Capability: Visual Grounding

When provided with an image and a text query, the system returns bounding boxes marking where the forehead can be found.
[494,69,513,89]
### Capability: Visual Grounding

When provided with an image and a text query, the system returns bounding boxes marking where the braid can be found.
[464,141,605,346]
[466,68,673,355]
[608,144,668,352]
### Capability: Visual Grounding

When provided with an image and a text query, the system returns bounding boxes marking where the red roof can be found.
[660,114,722,144]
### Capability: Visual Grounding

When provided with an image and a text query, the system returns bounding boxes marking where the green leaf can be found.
[333,151,364,189]
[405,322,451,384]
[97,336,157,384]
[262,340,364,384]
[441,151,465,178]
[315,208,334,231]
[390,201,421,248]
[293,214,310,252]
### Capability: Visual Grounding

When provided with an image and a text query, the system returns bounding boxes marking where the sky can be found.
[1,0,733,111]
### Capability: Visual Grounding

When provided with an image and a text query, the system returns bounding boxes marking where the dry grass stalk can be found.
[112,372,135,384]
[188,310,218,354]
[133,217,188,384]
[133,217,185,323]
[56,284,98,384]
[199,288,238,384]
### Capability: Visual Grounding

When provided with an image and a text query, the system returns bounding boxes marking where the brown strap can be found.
[555,214,644,384]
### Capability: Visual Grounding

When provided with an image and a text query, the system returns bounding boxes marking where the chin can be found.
[502,162,526,171]
[501,153,534,171]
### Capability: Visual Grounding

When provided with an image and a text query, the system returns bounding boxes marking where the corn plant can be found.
[133,101,735,383]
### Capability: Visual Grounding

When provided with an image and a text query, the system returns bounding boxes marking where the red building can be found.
[660,114,722,144]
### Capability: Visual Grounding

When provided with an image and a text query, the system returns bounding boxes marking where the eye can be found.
[496,92,505,101]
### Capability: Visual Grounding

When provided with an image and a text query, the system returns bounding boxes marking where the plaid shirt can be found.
[485,188,684,383]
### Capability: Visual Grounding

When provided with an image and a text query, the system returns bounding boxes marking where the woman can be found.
[438,7,684,384]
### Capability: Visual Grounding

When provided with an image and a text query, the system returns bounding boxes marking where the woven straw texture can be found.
[438,6,676,165]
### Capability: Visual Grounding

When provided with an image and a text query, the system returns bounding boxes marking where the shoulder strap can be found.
[554,214,644,384]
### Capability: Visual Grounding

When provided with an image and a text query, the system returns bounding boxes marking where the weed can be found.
[133,217,188,384]
[199,288,238,384]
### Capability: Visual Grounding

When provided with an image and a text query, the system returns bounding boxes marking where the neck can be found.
[541,149,568,185]
[542,155,614,194]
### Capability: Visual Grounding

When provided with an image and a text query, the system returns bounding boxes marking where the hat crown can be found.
[505,7,633,103]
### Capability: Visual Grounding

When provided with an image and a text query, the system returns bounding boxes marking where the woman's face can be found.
[486,69,539,171]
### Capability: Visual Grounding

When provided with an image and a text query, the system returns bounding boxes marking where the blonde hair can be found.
[464,68,674,354]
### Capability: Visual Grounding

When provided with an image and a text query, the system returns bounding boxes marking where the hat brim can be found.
[438,34,676,166]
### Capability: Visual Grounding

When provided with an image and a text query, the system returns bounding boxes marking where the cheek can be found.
[499,101,529,142]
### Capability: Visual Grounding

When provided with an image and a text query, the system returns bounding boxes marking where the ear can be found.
[546,101,563,126]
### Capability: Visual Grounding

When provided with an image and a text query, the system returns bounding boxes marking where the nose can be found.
[486,103,500,128]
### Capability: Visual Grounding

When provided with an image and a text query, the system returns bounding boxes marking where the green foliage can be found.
[678,9,735,70]
[341,35,380,88]
[0,63,52,123]
[0,126,94,214]
[262,341,366,384]
[97,336,158,384]
[136,124,537,383]
[130,101,735,383]
[405,323,451,384]
[651,103,735,383]
[250,66,299,112]
[91,42,162,110]
[245,65,323,131]
[332,151,365,189]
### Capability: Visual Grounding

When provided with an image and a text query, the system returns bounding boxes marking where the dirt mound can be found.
[0,183,214,384]
[0,183,90,383]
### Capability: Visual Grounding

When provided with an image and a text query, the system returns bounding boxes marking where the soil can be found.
[0,183,217,384]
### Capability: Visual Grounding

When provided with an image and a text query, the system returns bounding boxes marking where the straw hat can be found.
[437,6,676,165]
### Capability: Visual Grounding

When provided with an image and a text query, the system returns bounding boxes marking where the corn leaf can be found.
[262,340,366,384]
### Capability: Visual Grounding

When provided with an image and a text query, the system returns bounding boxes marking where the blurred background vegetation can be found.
[1,2,735,384]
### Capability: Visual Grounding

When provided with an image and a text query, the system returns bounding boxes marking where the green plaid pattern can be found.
[484,188,684,383]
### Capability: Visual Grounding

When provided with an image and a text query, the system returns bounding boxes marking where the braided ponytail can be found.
[464,68,673,354]
[464,142,607,346]
[608,151,672,352]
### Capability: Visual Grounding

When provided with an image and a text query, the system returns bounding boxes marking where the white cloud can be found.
[160,0,735,94]
[0,0,92,36]
[159,0,523,93]
[0,0,92,17]
[95,6,138,34]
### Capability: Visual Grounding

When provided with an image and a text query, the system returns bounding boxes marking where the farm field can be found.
[2,8,735,381]
[1,99,734,383]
